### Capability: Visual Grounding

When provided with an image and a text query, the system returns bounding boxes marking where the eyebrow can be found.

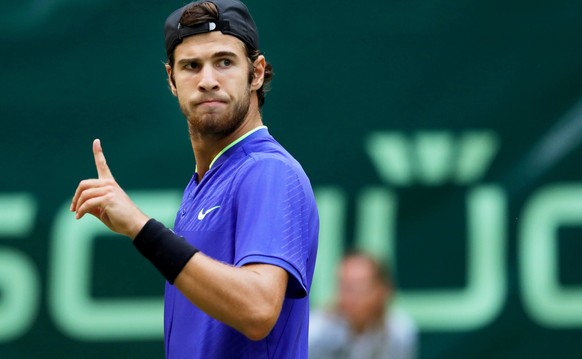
[177,51,240,66]
[213,51,238,59]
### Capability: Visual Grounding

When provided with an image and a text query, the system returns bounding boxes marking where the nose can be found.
[198,65,219,92]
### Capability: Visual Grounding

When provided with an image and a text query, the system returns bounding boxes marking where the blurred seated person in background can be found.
[309,251,417,359]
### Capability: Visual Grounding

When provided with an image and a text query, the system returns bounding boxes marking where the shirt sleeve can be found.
[232,156,310,298]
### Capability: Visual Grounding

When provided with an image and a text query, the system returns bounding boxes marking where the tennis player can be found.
[70,0,319,358]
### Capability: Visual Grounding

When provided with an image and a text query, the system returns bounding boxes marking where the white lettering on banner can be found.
[1,130,582,341]
[48,190,182,341]
[365,131,499,186]
[520,185,582,328]
[0,194,40,341]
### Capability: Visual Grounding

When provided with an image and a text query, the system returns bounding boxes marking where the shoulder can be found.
[231,137,317,218]
[246,142,302,171]
[309,309,348,340]
[308,309,350,358]
[385,308,419,349]
[238,133,304,170]
[234,144,311,188]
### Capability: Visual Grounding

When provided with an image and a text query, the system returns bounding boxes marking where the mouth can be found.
[196,99,227,106]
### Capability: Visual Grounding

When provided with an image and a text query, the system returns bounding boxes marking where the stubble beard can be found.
[181,87,251,140]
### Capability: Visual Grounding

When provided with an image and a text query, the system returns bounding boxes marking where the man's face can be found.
[337,256,390,332]
[167,31,257,138]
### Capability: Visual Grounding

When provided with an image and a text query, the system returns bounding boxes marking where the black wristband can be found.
[133,218,199,284]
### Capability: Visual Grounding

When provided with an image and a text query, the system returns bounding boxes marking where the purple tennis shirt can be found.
[164,126,319,359]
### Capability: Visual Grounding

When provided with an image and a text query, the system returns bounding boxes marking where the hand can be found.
[70,139,149,239]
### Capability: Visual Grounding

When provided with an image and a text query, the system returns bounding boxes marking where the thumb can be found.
[93,139,114,179]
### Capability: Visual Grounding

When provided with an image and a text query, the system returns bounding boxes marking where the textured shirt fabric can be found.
[165,127,319,359]
[308,309,418,359]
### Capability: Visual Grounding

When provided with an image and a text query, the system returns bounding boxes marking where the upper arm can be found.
[234,157,312,298]
[241,262,289,305]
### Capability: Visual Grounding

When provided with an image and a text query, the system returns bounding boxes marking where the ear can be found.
[250,55,266,91]
[165,63,178,96]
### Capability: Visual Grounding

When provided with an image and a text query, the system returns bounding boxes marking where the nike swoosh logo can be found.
[198,205,221,220]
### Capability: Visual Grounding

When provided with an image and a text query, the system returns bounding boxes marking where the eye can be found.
[185,62,199,70]
[218,59,232,67]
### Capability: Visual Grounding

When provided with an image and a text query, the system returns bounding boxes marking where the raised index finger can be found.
[93,139,113,179]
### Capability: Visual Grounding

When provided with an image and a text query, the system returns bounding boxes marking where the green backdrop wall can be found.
[2,0,582,358]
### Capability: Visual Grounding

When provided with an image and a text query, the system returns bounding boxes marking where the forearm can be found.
[175,253,287,340]
[133,219,288,340]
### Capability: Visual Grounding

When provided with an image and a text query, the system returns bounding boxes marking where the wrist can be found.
[129,213,151,240]
[133,219,199,284]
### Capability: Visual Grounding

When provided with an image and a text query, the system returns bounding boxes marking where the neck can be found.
[190,106,263,180]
